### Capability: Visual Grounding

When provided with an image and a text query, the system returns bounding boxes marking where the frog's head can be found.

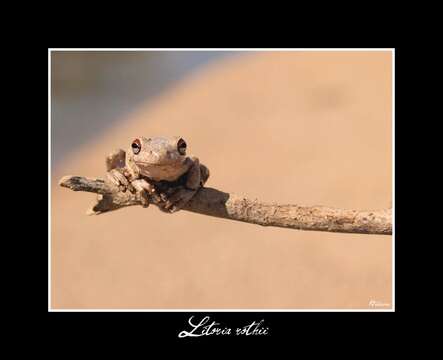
[128,136,189,181]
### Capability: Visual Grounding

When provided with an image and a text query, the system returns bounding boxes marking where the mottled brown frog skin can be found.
[106,136,209,213]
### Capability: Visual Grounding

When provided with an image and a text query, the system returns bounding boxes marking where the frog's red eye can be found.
[131,139,141,155]
[177,138,187,155]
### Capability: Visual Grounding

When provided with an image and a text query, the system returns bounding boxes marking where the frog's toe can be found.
[106,168,129,191]
[131,179,156,207]
[137,190,150,208]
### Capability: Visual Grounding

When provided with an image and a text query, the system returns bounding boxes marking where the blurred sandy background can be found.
[51,50,392,309]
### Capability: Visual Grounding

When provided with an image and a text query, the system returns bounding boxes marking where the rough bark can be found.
[59,175,392,235]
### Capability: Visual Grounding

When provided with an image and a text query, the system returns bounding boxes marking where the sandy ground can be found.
[51,51,392,309]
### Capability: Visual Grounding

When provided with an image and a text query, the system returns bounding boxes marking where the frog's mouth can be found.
[136,161,181,167]
[135,160,187,181]
[137,162,167,166]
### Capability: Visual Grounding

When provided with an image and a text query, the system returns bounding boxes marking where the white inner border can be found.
[48,48,395,312]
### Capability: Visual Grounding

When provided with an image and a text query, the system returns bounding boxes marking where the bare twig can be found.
[59,175,392,235]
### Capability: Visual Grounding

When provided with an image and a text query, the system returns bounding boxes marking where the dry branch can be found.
[59,175,392,235]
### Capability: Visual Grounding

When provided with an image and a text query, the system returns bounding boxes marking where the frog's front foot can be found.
[131,179,162,208]
[158,187,198,213]
[106,168,133,193]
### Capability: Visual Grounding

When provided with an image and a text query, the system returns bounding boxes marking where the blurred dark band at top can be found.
[51,51,236,167]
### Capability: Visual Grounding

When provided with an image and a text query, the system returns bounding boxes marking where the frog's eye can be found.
[131,139,141,155]
[177,138,187,155]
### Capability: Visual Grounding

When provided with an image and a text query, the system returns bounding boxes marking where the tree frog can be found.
[106,136,209,213]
